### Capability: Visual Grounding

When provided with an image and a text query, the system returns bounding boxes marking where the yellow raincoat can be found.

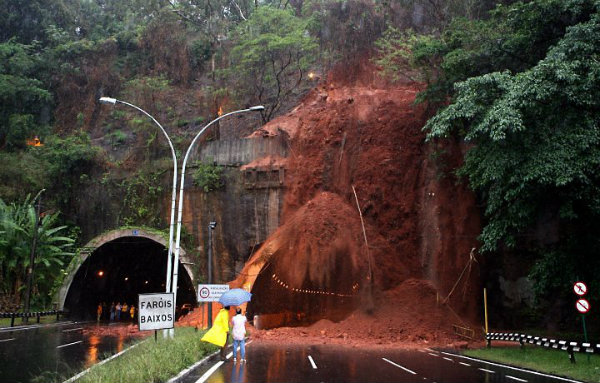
[201,308,229,347]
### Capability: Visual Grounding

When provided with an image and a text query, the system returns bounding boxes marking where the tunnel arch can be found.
[57,228,197,318]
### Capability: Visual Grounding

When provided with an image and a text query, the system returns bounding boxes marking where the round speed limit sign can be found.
[199,287,210,299]
[576,298,590,314]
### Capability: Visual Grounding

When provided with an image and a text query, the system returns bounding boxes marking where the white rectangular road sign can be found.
[138,292,174,331]
[198,284,230,302]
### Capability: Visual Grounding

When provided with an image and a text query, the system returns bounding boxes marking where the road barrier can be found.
[486,332,598,363]
[1,310,62,327]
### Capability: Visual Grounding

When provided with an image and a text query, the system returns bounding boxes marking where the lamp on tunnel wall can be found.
[170,106,264,322]
[208,221,217,327]
[99,96,179,299]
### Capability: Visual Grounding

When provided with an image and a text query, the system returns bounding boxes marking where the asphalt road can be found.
[0,321,135,383]
[179,343,584,383]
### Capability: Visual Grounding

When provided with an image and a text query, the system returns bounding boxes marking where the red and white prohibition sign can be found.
[576,298,590,314]
[573,281,588,296]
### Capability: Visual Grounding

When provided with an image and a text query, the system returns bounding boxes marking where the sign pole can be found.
[484,288,489,347]
[582,314,589,362]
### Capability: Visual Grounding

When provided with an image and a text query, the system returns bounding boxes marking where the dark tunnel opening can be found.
[246,259,361,329]
[64,236,196,320]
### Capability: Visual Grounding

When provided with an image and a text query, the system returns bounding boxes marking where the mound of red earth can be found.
[252,278,477,349]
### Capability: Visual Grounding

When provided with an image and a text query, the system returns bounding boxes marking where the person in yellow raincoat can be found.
[201,306,230,360]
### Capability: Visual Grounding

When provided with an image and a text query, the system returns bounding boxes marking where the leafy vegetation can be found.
[228,7,318,122]
[192,161,225,193]
[0,195,75,308]
[373,0,600,317]
[76,327,216,383]
[465,346,600,382]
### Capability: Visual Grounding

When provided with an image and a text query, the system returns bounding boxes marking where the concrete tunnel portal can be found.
[59,229,196,320]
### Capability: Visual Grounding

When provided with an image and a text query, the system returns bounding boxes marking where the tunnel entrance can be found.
[246,259,361,329]
[61,233,196,320]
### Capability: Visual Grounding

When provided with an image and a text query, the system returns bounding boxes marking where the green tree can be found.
[423,0,600,301]
[0,196,75,307]
[0,40,52,150]
[228,6,318,121]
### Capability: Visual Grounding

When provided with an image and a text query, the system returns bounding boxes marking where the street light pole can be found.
[23,188,45,323]
[207,221,216,327]
[99,97,178,295]
[171,106,264,314]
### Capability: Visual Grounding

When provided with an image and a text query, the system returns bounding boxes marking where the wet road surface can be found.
[0,322,137,383]
[181,343,583,383]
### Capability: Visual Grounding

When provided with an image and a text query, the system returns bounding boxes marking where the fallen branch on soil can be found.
[351,185,373,283]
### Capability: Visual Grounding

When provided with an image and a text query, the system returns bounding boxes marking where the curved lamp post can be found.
[171,106,264,310]
[98,97,178,294]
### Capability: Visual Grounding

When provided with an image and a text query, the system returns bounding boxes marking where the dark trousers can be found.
[220,334,229,360]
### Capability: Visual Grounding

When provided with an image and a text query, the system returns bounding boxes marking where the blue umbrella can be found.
[218,288,252,307]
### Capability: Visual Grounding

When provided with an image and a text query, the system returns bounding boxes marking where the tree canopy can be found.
[406,0,600,301]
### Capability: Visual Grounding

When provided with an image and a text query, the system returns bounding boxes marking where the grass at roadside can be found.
[465,345,600,382]
[75,327,217,383]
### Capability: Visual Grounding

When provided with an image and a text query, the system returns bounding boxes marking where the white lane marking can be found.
[167,340,252,383]
[479,368,495,374]
[382,358,417,375]
[440,352,585,383]
[308,355,317,369]
[195,361,224,383]
[507,376,528,382]
[425,348,437,353]
[56,340,82,349]
[417,349,426,353]
[0,338,15,343]
[62,327,83,332]
[459,362,471,367]
[428,353,439,357]
[442,357,454,362]
[169,340,253,383]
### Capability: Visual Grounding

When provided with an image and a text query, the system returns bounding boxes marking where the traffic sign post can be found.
[573,281,590,362]
[197,284,229,328]
[197,284,229,302]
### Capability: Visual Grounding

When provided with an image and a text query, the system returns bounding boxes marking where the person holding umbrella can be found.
[201,288,253,361]
[201,305,231,361]
[231,307,248,363]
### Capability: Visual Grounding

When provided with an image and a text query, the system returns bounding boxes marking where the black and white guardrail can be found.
[486,332,596,363]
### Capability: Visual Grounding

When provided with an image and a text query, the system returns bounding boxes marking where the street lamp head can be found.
[209,221,217,229]
[249,105,265,111]
[99,97,117,105]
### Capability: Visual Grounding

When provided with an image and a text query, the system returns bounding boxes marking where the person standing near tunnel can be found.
[201,306,230,361]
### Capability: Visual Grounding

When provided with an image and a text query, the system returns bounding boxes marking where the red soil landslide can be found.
[181,59,483,349]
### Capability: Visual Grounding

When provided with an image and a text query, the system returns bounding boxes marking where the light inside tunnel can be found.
[63,236,196,320]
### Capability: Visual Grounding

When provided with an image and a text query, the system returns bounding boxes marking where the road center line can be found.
[458,362,471,367]
[440,351,585,383]
[308,355,317,369]
[382,358,417,375]
[442,357,454,362]
[428,353,439,357]
[57,340,82,349]
[507,376,528,382]
[0,338,15,343]
[62,327,83,332]
[478,368,495,374]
